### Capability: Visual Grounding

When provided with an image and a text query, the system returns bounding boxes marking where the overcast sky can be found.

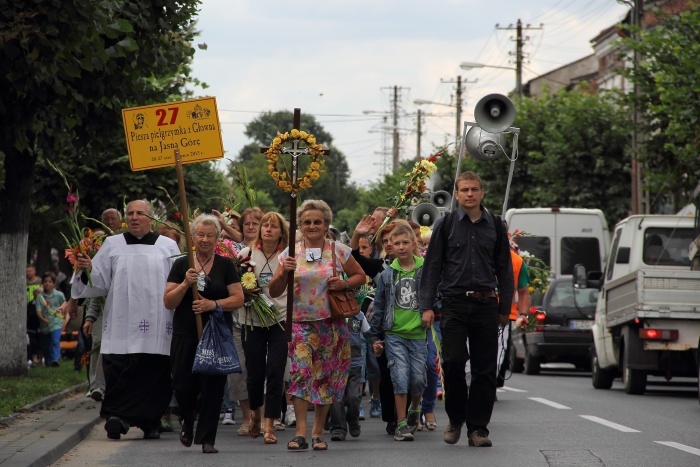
[190,0,629,186]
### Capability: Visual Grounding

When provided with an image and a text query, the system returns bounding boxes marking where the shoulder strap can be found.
[494,214,504,258]
[440,210,456,245]
[331,241,338,278]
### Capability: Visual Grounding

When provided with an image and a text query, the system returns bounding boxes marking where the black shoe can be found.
[330,430,346,441]
[143,429,160,440]
[179,418,194,447]
[105,416,129,440]
[385,421,397,436]
[348,423,361,438]
[468,429,492,447]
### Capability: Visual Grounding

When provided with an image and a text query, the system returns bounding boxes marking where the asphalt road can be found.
[52,364,700,466]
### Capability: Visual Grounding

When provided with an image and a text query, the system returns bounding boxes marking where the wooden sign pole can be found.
[174,149,203,338]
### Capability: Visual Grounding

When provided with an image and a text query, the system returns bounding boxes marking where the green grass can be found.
[0,358,87,418]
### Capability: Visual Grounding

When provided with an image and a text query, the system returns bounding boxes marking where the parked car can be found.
[510,276,598,375]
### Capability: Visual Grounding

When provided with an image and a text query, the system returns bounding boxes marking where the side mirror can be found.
[573,263,603,290]
[573,264,587,289]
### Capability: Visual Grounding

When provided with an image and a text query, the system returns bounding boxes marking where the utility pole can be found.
[416,109,422,161]
[441,75,477,148]
[380,85,409,172]
[631,0,644,214]
[497,19,542,97]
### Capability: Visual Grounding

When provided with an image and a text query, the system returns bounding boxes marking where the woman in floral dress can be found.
[269,200,365,451]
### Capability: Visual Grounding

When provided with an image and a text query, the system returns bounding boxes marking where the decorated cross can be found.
[260,108,330,341]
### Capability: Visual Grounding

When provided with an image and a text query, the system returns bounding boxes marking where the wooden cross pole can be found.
[260,108,331,341]
[174,149,203,339]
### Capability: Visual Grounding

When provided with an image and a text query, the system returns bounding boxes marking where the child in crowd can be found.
[329,311,370,441]
[370,223,427,441]
[35,271,66,367]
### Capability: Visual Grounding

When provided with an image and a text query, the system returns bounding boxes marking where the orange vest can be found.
[510,251,524,320]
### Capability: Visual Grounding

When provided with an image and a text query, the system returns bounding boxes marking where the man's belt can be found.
[462,290,497,299]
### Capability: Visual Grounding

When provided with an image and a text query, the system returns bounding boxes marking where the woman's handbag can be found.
[328,242,361,319]
[192,305,242,375]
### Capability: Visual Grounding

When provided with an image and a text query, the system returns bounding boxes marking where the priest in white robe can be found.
[72,199,180,440]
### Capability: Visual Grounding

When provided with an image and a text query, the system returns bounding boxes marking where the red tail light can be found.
[639,329,678,341]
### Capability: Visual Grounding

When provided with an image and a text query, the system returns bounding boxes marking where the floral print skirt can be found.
[288,317,350,405]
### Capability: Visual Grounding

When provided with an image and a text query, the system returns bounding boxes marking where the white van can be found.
[504,207,611,278]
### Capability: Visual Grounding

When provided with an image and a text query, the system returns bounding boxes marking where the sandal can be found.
[179,418,193,447]
[237,423,250,436]
[287,435,308,450]
[312,436,328,451]
[424,412,438,431]
[273,419,286,431]
[263,429,277,444]
[249,418,261,438]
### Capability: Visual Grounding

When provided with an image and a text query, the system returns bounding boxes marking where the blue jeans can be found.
[384,334,427,395]
[421,320,442,413]
[40,329,61,365]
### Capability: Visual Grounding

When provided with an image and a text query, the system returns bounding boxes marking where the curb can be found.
[30,407,102,467]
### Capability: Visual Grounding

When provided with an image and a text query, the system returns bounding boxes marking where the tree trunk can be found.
[0,147,37,376]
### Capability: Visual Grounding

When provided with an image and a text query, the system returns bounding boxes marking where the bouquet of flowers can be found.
[514,309,546,332]
[215,238,240,259]
[234,251,282,330]
[371,158,438,242]
[509,229,551,295]
[48,160,106,286]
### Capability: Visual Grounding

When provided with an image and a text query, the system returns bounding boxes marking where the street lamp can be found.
[460,61,521,98]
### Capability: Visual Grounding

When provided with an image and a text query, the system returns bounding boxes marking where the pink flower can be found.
[66,193,78,204]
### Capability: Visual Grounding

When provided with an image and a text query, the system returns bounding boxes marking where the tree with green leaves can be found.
[231,111,358,221]
[0,0,202,375]
[618,4,700,211]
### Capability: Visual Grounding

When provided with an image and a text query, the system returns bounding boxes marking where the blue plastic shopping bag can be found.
[192,306,242,375]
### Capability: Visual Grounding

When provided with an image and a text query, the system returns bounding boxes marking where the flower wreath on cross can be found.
[265,129,326,194]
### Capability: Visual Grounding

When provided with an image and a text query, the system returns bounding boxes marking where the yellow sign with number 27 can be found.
[122,97,224,171]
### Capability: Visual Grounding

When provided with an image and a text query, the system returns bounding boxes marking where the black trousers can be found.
[242,323,287,420]
[441,295,499,434]
[102,353,171,432]
[171,335,226,445]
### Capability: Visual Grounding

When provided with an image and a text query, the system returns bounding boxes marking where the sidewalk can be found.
[0,384,101,467]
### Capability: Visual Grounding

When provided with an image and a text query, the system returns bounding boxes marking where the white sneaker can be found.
[222,410,235,425]
[285,405,296,427]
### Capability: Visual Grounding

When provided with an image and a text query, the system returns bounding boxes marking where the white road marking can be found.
[579,415,640,432]
[502,386,527,392]
[497,388,506,393]
[529,397,571,409]
[655,441,700,457]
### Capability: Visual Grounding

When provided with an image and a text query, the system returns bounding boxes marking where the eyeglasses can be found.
[243,222,260,228]
[302,220,324,226]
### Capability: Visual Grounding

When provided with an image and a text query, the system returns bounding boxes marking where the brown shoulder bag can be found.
[328,241,361,319]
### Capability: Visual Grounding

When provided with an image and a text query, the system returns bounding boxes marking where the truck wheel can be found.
[622,345,646,395]
[524,348,540,375]
[591,348,613,390]
[510,345,524,373]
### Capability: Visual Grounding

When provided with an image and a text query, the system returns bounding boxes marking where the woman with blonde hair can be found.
[238,211,289,444]
[269,200,365,451]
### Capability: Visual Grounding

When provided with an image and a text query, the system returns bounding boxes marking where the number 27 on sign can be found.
[155,107,179,126]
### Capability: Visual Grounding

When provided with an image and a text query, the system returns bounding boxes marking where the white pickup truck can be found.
[575,215,700,396]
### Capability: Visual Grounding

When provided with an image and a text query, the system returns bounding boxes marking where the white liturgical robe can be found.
[72,232,180,355]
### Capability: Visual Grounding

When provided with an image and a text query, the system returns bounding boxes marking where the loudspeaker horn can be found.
[465,126,504,161]
[430,190,452,208]
[474,93,516,133]
[410,203,441,228]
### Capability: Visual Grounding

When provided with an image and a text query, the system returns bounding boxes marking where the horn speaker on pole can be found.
[474,93,516,133]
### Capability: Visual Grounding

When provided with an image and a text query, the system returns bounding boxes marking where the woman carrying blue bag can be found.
[164,214,244,454]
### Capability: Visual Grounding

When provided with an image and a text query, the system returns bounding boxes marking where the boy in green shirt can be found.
[370,223,430,441]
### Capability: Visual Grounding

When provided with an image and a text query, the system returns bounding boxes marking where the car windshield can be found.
[548,281,598,311]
